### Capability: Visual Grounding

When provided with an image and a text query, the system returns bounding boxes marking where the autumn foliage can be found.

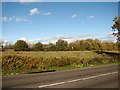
[2,51,118,74]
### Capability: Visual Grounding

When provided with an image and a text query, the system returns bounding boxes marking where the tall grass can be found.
[2,51,119,75]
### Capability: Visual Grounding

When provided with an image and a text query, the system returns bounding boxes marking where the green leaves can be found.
[14,40,29,51]
[32,42,44,51]
[56,39,68,51]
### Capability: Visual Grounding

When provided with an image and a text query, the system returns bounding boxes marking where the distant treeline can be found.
[3,39,118,51]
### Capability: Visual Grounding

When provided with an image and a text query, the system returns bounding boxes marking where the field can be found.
[3,51,104,59]
[2,50,119,75]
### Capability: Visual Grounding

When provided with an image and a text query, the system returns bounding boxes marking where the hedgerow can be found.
[2,53,118,75]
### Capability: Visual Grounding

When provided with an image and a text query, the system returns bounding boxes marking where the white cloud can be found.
[15,17,22,22]
[98,34,117,42]
[19,37,26,41]
[1,0,42,4]
[8,17,13,21]
[2,17,8,21]
[90,15,95,19]
[71,14,77,18]
[30,8,39,16]
[28,34,98,44]
[23,18,29,22]
[2,0,119,2]
[19,0,39,3]
[2,16,30,23]
[20,0,32,2]
[87,15,95,19]
[44,12,52,16]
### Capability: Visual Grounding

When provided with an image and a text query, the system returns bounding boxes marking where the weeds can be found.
[2,51,119,75]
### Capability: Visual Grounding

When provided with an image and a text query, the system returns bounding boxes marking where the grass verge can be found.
[2,61,119,76]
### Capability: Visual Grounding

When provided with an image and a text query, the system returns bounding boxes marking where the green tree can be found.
[48,43,57,51]
[69,40,80,51]
[85,41,93,50]
[79,40,86,51]
[43,44,49,51]
[56,39,68,51]
[14,40,29,51]
[33,42,44,51]
[68,42,76,51]
[92,39,102,51]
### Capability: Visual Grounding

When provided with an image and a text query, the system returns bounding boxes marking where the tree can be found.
[0,41,2,48]
[68,42,77,51]
[48,43,57,51]
[69,40,80,51]
[85,41,93,50]
[112,17,120,51]
[92,39,102,51]
[0,41,3,51]
[14,40,29,51]
[33,42,44,51]
[43,44,49,51]
[56,39,68,51]
[79,40,87,51]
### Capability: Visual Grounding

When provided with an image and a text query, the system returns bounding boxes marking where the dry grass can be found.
[2,50,119,75]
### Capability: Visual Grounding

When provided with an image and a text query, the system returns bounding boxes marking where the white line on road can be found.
[38,71,118,88]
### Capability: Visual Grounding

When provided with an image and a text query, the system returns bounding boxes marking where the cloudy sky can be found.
[2,2,118,44]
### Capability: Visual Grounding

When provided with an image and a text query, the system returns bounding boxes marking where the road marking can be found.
[38,71,118,88]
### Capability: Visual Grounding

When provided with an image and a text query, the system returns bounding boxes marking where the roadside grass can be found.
[2,51,119,75]
[2,61,118,75]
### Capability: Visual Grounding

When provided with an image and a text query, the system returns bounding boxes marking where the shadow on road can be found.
[28,70,56,74]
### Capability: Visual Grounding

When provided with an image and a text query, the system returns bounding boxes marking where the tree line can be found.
[11,16,119,52]
[3,39,118,51]
[1,17,119,52]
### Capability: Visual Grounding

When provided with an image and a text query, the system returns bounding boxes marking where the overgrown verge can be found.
[2,52,119,75]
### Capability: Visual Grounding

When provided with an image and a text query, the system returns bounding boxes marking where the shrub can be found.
[2,55,46,71]
[56,39,68,51]
[32,42,44,51]
[14,40,29,51]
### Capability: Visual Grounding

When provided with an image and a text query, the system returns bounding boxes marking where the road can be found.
[2,64,119,89]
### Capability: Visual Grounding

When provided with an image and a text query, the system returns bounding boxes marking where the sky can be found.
[1,2,118,44]
[2,0,120,2]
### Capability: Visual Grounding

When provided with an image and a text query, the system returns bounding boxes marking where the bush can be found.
[2,52,118,74]
[56,39,68,51]
[2,55,46,70]
[14,40,29,51]
[32,42,44,51]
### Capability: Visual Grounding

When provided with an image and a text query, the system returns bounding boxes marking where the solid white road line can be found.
[38,71,118,88]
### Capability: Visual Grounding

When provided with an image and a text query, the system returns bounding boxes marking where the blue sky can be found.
[2,2,118,44]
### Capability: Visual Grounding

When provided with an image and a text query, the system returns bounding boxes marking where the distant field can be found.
[2,51,119,75]
[3,51,103,60]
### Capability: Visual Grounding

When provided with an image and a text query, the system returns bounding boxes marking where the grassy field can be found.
[2,50,119,75]
[3,51,103,60]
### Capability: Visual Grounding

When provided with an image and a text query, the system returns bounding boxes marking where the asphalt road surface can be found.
[2,64,119,88]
